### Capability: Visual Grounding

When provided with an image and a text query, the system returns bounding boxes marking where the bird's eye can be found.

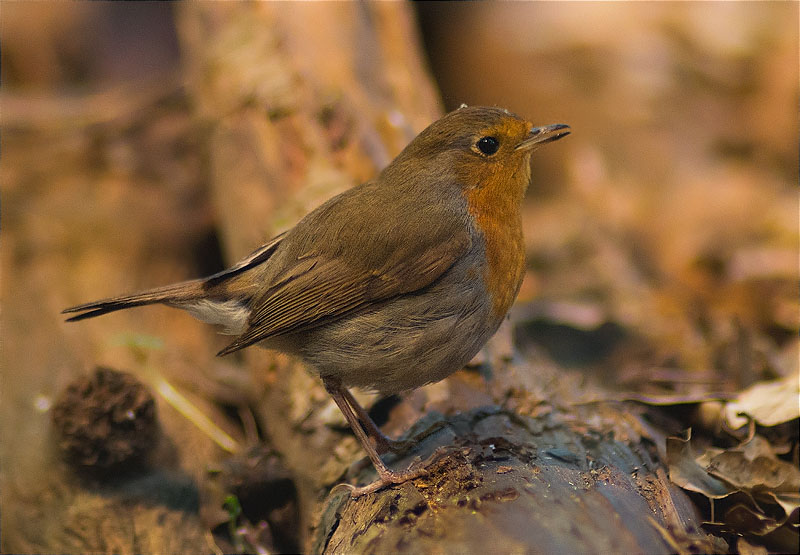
[476,136,500,155]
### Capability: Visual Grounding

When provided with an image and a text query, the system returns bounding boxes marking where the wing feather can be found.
[217,229,471,355]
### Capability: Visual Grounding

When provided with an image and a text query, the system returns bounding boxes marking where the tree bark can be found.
[316,405,710,553]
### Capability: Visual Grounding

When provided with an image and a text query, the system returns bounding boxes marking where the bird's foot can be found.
[347,446,449,498]
[346,461,429,498]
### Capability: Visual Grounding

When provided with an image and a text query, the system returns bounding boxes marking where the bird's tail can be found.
[62,279,206,322]
[63,231,286,329]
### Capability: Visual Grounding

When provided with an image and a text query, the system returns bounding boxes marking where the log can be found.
[316,405,714,553]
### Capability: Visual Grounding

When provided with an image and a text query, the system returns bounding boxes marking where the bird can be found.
[64,105,570,496]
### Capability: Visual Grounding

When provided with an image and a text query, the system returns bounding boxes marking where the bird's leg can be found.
[322,377,428,497]
[341,385,449,452]
[337,386,408,455]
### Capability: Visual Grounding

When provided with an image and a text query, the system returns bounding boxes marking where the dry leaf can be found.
[724,374,800,429]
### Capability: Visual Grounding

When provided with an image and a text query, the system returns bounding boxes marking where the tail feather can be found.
[62,279,206,322]
[64,231,286,324]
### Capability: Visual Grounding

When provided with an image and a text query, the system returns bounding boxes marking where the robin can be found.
[64,105,570,496]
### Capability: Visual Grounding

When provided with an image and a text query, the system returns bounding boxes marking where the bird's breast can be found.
[463,188,526,320]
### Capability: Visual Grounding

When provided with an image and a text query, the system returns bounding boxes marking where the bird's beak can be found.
[516,124,571,151]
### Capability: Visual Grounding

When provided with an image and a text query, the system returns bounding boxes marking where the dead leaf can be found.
[666,431,732,499]
[725,503,782,536]
[706,450,800,493]
[724,374,800,429]
[725,505,799,552]
[736,536,768,555]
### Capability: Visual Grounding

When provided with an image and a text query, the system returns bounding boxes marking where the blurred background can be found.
[2,2,797,552]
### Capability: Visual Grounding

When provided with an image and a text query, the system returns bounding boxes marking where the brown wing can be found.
[216,228,471,355]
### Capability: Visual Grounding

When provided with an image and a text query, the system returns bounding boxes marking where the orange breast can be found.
[464,185,526,320]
